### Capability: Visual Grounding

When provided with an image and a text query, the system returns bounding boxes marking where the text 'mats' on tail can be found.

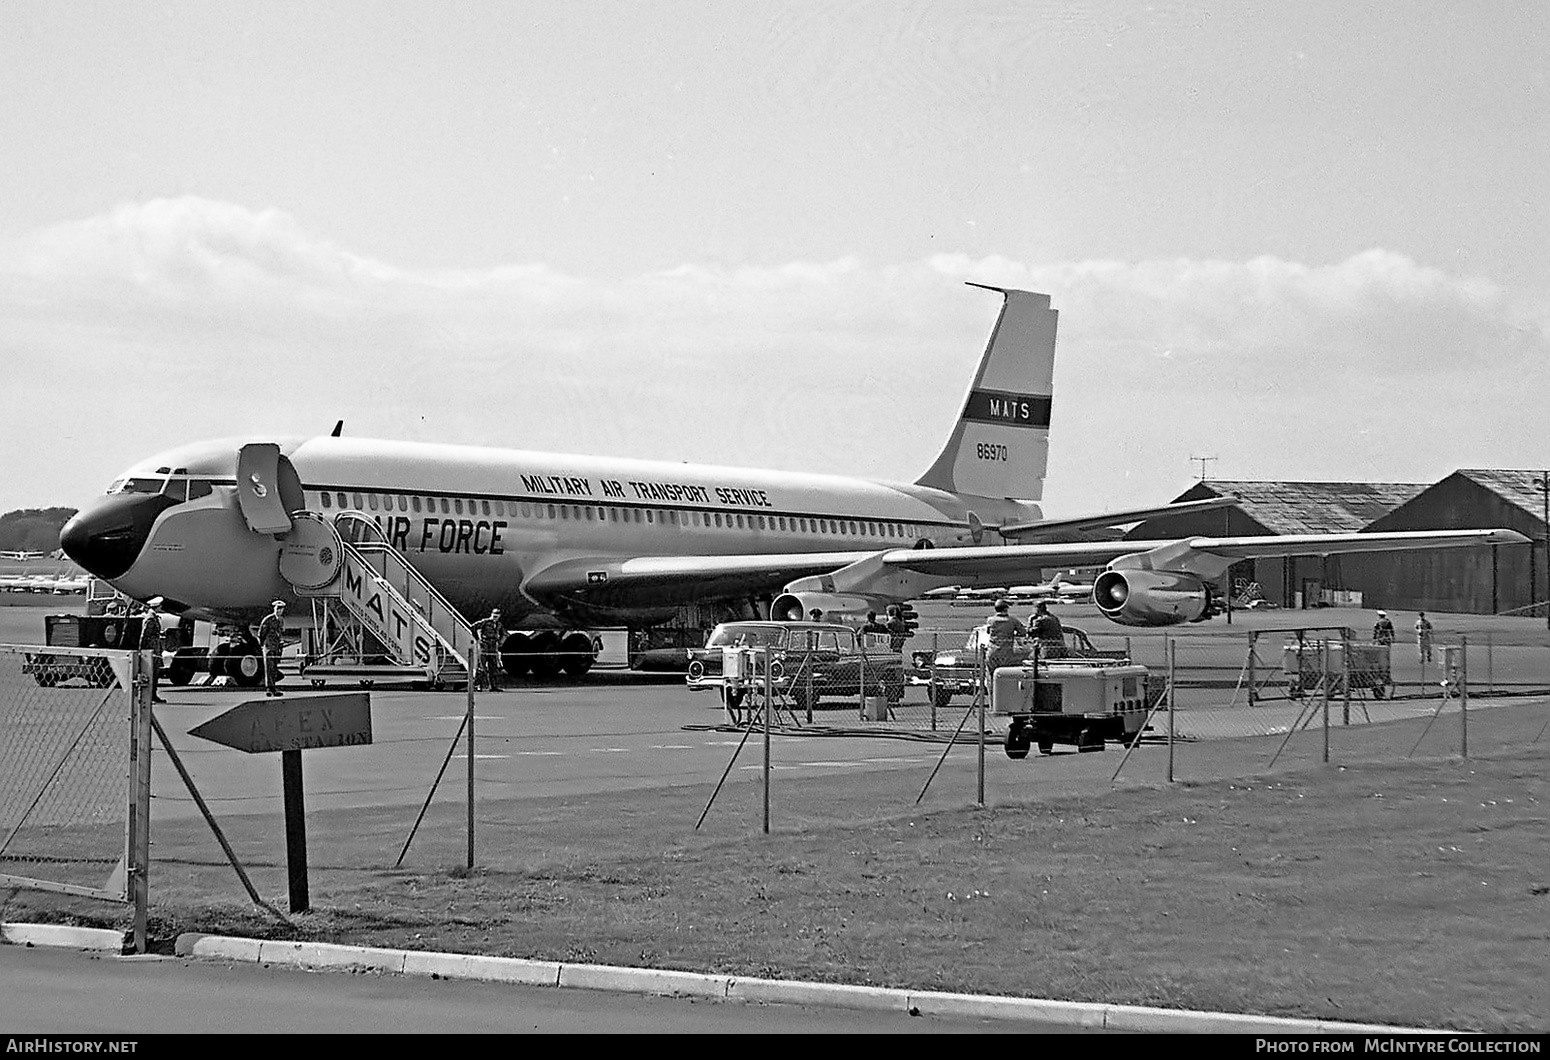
[914,284,1058,501]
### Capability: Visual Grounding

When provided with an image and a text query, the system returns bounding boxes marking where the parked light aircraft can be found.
[59,285,1525,675]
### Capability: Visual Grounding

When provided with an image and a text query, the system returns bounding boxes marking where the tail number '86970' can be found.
[975,442,1009,462]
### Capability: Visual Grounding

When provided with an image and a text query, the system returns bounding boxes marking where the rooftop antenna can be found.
[1189,455,1217,481]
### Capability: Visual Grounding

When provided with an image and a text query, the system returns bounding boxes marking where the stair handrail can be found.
[326,511,474,668]
[352,542,475,663]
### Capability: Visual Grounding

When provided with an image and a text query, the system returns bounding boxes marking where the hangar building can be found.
[1131,472,1547,615]
[1128,480,1426,610]
[1341,470,1545,615]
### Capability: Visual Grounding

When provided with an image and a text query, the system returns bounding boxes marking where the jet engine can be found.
[1091,569,1213,627]
[769,592,895,627]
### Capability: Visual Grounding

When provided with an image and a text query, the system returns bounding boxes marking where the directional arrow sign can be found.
[187,692,373,914]
[189,693,372,754]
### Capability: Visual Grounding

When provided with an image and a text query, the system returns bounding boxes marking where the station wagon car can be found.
[686,621,906,712]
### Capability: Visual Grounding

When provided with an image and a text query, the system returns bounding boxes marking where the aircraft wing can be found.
[997,496,1239,541]
[881,528,1529,583]
[519,528,1526,611]
[520,550,872,609]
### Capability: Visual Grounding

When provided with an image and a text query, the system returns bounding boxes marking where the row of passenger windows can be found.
[312,489,924,539]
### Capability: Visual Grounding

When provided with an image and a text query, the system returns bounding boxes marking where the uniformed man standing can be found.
[470,608,504,692]
[860,611,888,635]
[139,597,167,704]
[1415,612,1435,663]
[1031,602,1066,658]
[1372,610,1396,645]
[984,599,1027,673]
[256,600,286,698]
[885,605,911,653]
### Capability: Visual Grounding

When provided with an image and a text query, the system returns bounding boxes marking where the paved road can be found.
[0,944,1047,1034]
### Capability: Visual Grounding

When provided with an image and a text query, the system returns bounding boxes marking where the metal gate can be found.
[0,644,151,948]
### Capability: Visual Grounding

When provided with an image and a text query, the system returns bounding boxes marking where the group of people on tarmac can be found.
[859,606,914,652]
[982,598,1067,670]
[1372,609,1435,662]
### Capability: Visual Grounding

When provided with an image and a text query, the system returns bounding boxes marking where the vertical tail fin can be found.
[914,284,1058,501]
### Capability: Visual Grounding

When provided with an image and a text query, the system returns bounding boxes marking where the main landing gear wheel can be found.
[227,650,264,688]
[1004,724,1031,760]
[168,647,202,686]
[526,631,563,680]
[501,632,532,677]
[559,632,596,677]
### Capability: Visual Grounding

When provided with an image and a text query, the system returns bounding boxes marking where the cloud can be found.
[1,197,1545,514]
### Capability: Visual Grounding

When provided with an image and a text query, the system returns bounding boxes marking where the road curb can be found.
[168,931,1432,1032]
[2,922,129,953]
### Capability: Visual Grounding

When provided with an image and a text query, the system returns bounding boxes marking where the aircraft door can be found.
[279,511,344,590]
[236,443,306,535]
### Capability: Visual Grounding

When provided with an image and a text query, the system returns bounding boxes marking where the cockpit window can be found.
[162,479,189,503]
[123,477,163,495]
[186,480,213,501]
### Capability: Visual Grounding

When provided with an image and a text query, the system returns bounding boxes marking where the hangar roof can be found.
[1176,480,1427,536]
[1451,469,1550,524]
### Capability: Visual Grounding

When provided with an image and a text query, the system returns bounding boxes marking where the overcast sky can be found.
[2,2,1546,517]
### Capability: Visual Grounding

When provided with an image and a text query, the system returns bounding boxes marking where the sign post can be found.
[190,692,372,913]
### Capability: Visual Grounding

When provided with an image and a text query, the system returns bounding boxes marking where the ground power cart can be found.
[992,661,1151,758]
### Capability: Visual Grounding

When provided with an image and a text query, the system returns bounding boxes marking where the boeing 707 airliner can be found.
[59,284,1524,677]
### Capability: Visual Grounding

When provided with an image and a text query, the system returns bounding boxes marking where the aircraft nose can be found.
[60,493,177,579]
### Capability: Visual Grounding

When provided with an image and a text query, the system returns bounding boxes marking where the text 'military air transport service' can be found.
[60,284,1525,678]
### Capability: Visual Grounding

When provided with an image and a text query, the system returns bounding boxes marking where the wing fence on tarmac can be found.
[0,644,133,899]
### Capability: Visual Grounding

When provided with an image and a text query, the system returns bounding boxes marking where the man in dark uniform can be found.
[256,599,286,697]
[1031,602,1066,658]
[860,610,888,635]
[470,608,504,692]
[885,605,911,653]
[984,599,1027,673]
[1372,610,1395,645]
[139,597,166,704]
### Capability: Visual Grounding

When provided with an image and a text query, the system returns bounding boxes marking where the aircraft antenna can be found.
[1189,455,1217,481]
[331,420,344,438]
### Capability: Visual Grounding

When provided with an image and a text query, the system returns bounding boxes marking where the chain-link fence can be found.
[0,644,148,917]
[761,621,1550,765]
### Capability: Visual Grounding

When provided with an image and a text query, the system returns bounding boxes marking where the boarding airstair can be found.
[279,511,476,689]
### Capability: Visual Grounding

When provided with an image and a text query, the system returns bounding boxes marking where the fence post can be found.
[977,645,986,808]
[1321,639,1330,764]
[1460,636,1468,760]
[1486,631,1493,694]
[1167,637,1176,783]
[805,638,814,725]
[130,650,152,955]
[858,642,865,720]
[929,631,939,731]
[1341,627,1351,726]
[1248,631,1257,706]
[763,647,772,834]
[467,644,476,872]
